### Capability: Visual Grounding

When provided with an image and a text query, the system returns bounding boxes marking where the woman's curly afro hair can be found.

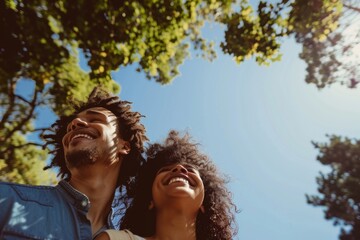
[120,130,238,240]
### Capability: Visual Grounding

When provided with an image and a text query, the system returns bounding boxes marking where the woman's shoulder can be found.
[105,229,146,240]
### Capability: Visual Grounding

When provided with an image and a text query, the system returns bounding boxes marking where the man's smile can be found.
[71,133,94,141]
[64,129,98,147]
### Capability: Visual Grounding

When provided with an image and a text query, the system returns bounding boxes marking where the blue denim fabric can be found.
[0,180,114,240]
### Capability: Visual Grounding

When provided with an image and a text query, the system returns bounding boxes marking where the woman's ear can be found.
[148,200,154,210]
[200,205,205,213]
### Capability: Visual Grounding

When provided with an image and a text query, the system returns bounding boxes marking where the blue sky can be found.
[18,11,360,240]
[108,31,360,239]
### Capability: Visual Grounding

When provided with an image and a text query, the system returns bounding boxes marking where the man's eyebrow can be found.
[84,110,107,117]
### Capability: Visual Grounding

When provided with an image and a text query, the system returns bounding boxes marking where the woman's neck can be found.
[149,208,197,240]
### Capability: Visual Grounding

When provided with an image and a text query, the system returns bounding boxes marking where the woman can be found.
[97,130,238,240]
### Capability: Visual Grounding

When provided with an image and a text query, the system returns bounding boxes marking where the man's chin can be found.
[65,149,98,168]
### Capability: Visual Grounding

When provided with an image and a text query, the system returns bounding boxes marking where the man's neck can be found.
[68,162,121,235]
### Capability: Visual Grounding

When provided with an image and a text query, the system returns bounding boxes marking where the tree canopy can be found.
[2,0,357,88]
[307,136,360,240]
[289,0,360,88]
[0,0,358,184]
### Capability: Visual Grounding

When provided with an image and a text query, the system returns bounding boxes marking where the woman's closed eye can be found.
[157,167,172,174]
[187,167,197,173]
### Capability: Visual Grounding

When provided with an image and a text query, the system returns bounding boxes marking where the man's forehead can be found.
[77,107,115,117]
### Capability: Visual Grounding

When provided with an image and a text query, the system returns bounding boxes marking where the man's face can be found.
[62,107,126,169]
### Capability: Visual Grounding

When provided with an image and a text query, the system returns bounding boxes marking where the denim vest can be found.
[0,180,114,240]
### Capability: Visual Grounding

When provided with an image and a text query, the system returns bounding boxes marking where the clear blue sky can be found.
[108,28,360,240]
[21,11,360,240]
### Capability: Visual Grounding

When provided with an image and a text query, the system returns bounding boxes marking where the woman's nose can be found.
[171,165,188,174]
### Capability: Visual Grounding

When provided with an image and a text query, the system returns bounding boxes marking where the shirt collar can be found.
[57,180,91,212]
[57,180,115,229]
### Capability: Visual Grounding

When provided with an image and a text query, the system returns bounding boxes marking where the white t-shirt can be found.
[105,229,145,240]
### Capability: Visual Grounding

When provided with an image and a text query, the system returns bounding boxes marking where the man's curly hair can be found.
[120,130,238,240]
[43,87,148,187]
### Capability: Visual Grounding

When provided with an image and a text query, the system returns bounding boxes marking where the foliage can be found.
[288,0,360,89]
[0,0,359,184]
[221,0,288,65]
[307,136,360,240]
[222,0,359,88]
[0,0,247,184]
[0,126,57,185]
[1,0,358,91]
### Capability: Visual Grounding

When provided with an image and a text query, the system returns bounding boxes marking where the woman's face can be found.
[151,163,205,211]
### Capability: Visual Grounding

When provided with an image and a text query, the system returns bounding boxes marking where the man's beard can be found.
[65,148,99,168]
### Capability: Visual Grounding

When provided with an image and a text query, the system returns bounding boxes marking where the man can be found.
[0,87,148,239]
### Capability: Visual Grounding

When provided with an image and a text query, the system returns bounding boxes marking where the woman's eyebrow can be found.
[183,164,197,169]
[163,163,198,170]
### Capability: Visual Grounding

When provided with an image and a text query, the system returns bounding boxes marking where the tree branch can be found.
[33,127,51,132]
[15,94,32,105]
[0,79,16,130]
[3,88,39,142]
[343,4,360,13]
[0,142,43,157]
[9,142,42,149]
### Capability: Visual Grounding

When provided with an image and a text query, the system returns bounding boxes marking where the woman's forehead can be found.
[156,161,198,170]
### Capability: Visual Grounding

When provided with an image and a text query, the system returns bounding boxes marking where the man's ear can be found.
[118,141,130,155]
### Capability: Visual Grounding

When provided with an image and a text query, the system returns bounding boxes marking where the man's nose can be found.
[70,118,88,130]
[171,164,188,174]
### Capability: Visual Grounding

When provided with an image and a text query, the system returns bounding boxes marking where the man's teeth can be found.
[72,134,93,140]
[168,177,189,185]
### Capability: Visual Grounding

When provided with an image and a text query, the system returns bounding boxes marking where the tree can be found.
[288,0,360,88]
[0,0,255,184]
[1,0,359,184]
[307,136,360,240]
[223,0,360,88]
